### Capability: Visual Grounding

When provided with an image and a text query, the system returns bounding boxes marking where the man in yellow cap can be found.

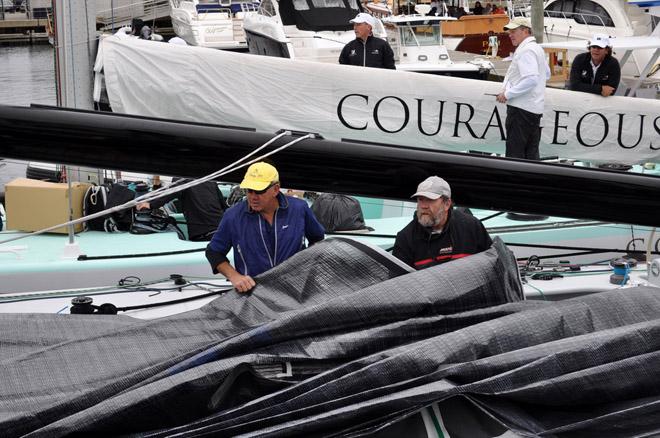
[206,162,325,292]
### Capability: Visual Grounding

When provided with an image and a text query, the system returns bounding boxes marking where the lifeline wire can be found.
[0,131,315,246]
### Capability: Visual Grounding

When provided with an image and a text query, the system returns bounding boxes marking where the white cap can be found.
[589,34,610,48]
[350,12,376,28]
[411,176,451,200]
[503,17,531,30]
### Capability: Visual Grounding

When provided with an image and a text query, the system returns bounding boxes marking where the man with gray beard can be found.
[393,176,492,270]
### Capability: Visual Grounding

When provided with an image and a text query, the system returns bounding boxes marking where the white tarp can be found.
[96,35,660,164]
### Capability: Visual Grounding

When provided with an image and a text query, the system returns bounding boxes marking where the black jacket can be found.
[339,35,396,69]
[569,52,621,95]
[392,209,492,270]
[149,179,228,241]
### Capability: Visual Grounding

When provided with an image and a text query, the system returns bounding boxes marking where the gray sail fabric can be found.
[0,237,658,437]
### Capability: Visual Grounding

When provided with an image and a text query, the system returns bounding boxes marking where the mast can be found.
[52,0,98,259]
[531,0,543,43]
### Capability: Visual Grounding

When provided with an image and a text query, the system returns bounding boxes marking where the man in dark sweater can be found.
[137,178,228,241]
[569,33,621,97]
[393,176,492,270]
[339,13,395,69]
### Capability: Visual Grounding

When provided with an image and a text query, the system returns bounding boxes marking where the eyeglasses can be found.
[246,183,276,195]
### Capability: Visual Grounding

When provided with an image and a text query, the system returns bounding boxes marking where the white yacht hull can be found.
[169,0,257,50]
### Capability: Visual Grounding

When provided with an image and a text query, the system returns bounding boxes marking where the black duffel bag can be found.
[311,193,369,232]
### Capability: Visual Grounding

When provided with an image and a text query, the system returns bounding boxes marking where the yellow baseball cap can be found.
[240,162,279,191]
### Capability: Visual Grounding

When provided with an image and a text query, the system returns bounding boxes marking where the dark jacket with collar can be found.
[206,193,325,276]
[148,178,228,241]
[569,52,621,95]
[339,35,396,69]
[392,208,492,270]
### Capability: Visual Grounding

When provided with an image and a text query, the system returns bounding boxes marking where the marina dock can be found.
[0,13,48,44]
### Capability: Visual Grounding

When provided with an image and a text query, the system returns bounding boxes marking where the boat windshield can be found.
[400,24,442,46]
[277,0,360,31]
[544,0,614,27]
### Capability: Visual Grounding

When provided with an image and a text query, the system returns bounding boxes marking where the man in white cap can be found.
[569,34,620,97]
[206,162,325,292]
[392,176,492,270]
[496,17,550,160]
[339,12,395,69]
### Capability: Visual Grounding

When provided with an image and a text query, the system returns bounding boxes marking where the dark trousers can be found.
[505,105,542,160]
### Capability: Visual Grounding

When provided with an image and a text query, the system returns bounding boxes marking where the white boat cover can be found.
[96,35,660,164]
[2,238,660,436]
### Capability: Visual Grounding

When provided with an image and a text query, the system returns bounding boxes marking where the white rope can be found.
[0,131,316,246]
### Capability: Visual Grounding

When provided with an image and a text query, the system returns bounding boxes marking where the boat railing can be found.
[507,0,610,29]
[240,2,259,13]
[544,10,609,28]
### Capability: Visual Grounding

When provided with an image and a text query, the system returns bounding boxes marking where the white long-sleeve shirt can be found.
[502,36,551,114]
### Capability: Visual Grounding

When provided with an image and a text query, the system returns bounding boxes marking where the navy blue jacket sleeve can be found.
[205,210,234,274]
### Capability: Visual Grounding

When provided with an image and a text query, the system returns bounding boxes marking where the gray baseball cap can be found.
[411,176,451,200]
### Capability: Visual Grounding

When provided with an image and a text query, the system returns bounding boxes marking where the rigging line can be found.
[135,132,314,206]
[116,286,233,312]
[479,211,506,222]
[134,130,293,201]
[78,247,205,261]
[517,250,620,262]
[0,131,315,246]
[507,241,660,255]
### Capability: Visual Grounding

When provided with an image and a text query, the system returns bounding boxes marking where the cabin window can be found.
[312,0,343,7]
[282,0,360,31]
[400,25,442,46]
[573,0,614,26]
[293,0,310,11]
[294,0,359,10]
[260,0,276,15]
[544,0,614,27]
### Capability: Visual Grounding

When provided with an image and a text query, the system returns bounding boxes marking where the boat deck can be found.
[0,225,212,294]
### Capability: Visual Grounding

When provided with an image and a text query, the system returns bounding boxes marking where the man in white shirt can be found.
[496,17,551,160]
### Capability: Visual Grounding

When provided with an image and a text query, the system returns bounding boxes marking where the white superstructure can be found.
[169,0,259,49]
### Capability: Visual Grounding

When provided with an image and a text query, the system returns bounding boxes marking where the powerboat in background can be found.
[382,15,493,77]
[367,3,515,58]
[242,0,493,75]
[507,0,660,81]
[169,0,260,49]
[243,0,360,62]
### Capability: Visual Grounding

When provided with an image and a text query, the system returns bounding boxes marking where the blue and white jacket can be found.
[206,193,325,276]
